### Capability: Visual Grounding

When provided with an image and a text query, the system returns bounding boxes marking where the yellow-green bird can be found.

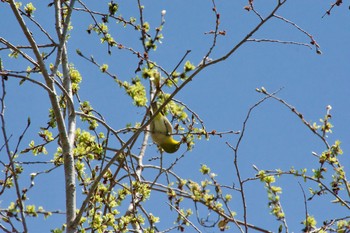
[150,102,181,153]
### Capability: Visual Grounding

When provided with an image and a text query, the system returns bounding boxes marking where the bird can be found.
[150,102,181,153]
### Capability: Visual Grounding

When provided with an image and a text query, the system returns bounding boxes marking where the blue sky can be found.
[1,0,350,232]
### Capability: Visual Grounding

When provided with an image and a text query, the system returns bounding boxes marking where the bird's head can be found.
[160,138,181,153]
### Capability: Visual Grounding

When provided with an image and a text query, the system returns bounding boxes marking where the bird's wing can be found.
[163,117,173,136]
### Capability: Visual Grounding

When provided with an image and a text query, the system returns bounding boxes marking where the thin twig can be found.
[203,0,222,63]
[260,90,330,148]
[247,38,312,49]
[298,182,309,230]
[18,8,56,44]
[167,202,202,233]
[273,14,321,53]
[72,6,142,32]
[250,2,264,21]
[207,0,287,67]
[322,0,342,18]
[262,169,350,209]
[228,87,283,232]
[0,37,39,67]
[0,43,55,51]
[0,71,55,95]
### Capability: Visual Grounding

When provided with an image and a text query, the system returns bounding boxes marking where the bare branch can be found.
[322,0,343,17]
[207,0,287,66]
[18,8,57,44]
[202,0,223,64]
[273,14,321,53]
[0,37,39,66]
[247,38,312,48]
[259,89,330,148]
